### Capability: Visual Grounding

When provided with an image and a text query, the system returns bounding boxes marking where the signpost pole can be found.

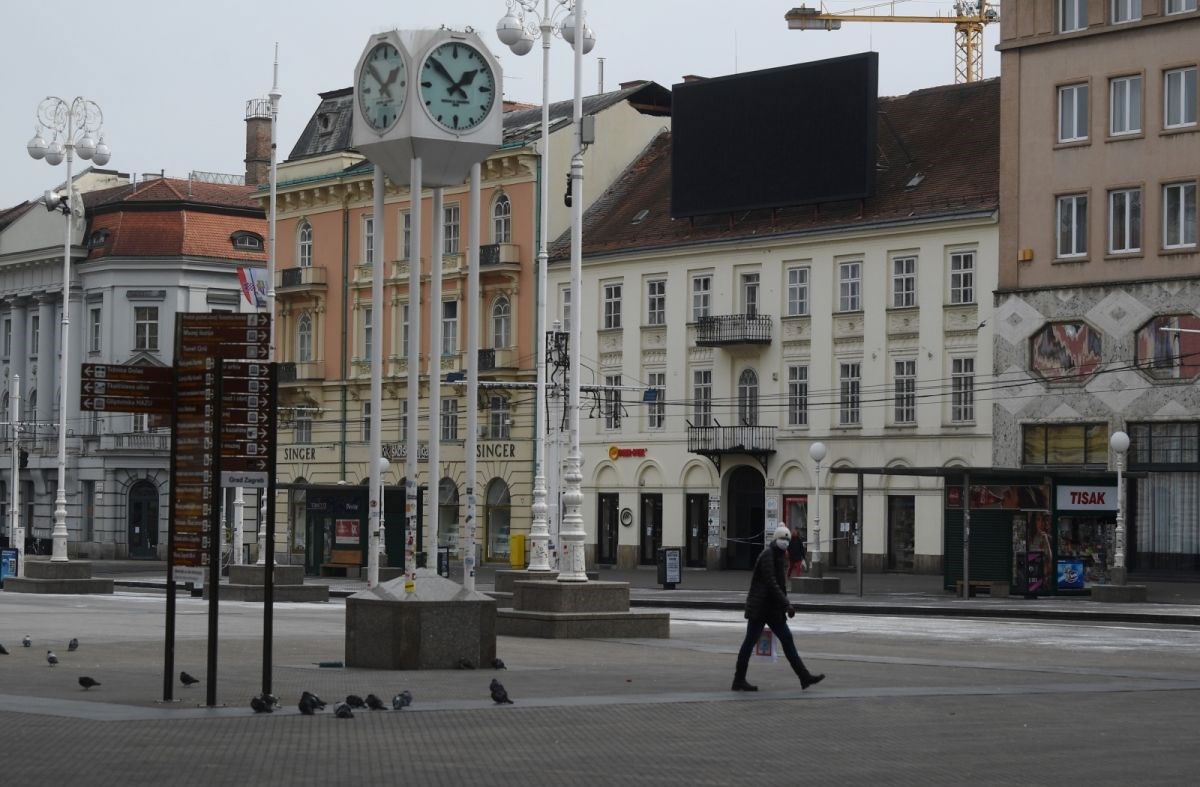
[164,363,179,703]
[206,360,223,707]
[263,361,277,695]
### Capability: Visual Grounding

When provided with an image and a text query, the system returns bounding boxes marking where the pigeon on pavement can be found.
[180,671,200,687]
[47,650,59,667]
[489,678,513,704]
[456,658,475,670]
[78,676,100,690]
[301,691,326,710]
[23,635,32,648]
[334,702,354,719]
[365,694,386,711]
[250,696,273,713]
[492,657,506,670]
[392,691,413,710]
[260,693,279,709]
[0,643,8,655]
[345,694,366,709]
[68,638,79,652]
[298,696,316,715]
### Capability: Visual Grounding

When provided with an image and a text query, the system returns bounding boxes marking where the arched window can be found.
[738,369,759,426]
[485,478,511,561]
[298,221,313,268]
[491,296,511,349]
[492,193,512,244]
[297,313,313,362]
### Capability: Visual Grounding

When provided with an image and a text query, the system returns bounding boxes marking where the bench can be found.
[954,579,1010,598]
[320,549,362,578]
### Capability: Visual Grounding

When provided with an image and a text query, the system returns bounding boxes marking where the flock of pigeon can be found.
[2,638,515,715]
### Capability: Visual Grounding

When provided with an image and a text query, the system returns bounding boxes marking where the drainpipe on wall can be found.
[340,198,350,479]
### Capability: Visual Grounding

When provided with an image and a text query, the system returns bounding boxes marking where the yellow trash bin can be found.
[509,534,525,568]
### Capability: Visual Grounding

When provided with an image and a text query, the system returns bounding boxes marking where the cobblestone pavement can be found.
[2,591,1198,785]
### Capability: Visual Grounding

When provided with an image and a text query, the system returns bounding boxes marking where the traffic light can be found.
[563,172,572,208]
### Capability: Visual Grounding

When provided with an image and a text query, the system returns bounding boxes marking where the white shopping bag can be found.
[752,628,777,663]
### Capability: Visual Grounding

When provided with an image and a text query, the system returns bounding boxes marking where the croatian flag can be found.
[238,268,268,308]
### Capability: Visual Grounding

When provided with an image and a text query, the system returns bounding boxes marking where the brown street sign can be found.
[222,361,271,379]
[219,377,270,396]
[80,394,173,414]
[82,364,172,383]
[81,378,173,398]
[180,313,270,330]
[179,339,270,359]
[221,457,270,473]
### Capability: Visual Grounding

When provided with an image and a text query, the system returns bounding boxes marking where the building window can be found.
[362,307,373,361]
[297,313,313,362]
[1059,0,1087,31]
[444,203,461,255]
[949,251,975,304]
[1057,194,1089,257]
[30,316,39,356]
[737,368,759,426]
[400,211,411,260]
[646,372,666,430]
[561,287,571,335]
[362,401,371,442]
[298,221,313,268]
[786,266,809,316]
[1058,83,1089,142]
[399,399,408,436]
[1023,423,1109,466]
[1110,75,1142,136]
[646,279,666,326]
[492,194,511,244]
[488,396,510,440]
[133,413,149,433]
[1129,422,1200,465]
[399,302,410,358]
[603,282,622,330]
[604,374,622,430]
[1164,67,1197,129]
[89,307,102,352]
[894,359,916,424]
[363,214,374,265]
[1112,0,1141,23]
[892,255,916,308]
[741,273,760,317]
[787,365,808,426]
[951,357,975,423]
[838,261,862,312]
[1166,0,1197,13]
[134,307,159,351]
[692,369,712,427]
[295,409,313,443]
[1108,188,1142,253]
[491,296,511,349]
[691,274,711,321]
[1164,182,1197,248]
[442,300,459,356]
[231,231,263,251]
[441,398,459,441]
[839,362,861,425]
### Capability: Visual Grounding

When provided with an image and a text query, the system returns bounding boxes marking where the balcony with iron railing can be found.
[686,423,777,474]
[694,314,773,347]
[277,266,328,290]
[480,243,521,271]
[478,347,520,372]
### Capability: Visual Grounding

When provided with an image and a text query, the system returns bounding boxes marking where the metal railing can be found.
[695,314,773,345]
[687,424,777,454]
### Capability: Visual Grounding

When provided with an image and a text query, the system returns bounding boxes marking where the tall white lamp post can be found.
[27,97,111,563]
[1110,430,1129,586]
[808,441,827,579]
[497,0,594,575]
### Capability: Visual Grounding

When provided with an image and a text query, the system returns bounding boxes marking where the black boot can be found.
[800,672,825,690]
[731,675,758,692]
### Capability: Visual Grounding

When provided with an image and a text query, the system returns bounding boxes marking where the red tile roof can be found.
[550,78,999,261]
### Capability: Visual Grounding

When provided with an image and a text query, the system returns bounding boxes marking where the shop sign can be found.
[608,445,647,460]
[1056,485,1117,511]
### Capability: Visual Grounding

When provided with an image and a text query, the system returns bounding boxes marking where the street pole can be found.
[258,47,281,567]
[405,157,423,592]
[429,187,445,571]
[368,165,385,588]
[1110,430,1130,586]
[9,376,22,576]
[465,163,482,591]
[808,441,826,579]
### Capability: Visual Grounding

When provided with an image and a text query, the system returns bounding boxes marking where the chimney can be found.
[244,97,272,187]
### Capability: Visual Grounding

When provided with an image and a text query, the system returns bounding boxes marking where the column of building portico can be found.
[36,296,56,437]
[10,299,28,413]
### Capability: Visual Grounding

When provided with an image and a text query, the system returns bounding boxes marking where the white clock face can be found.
[358,42,407,132]
[419,41,497,133]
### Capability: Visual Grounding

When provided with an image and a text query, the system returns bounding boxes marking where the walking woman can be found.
[732,525,825,691]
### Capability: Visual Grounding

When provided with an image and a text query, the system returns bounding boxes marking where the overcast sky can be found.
[0,0,1000,208]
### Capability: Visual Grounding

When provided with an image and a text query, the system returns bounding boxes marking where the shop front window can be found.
[485,478,511,561]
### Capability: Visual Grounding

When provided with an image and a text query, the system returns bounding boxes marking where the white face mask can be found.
[775,538,790,550]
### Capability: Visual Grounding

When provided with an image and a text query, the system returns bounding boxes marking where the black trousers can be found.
[735,614,808,679]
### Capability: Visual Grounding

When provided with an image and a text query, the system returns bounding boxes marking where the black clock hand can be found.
[448,69,478,98]
[367,63,387,92]
[428,56,456,86]
[379,67,400,98]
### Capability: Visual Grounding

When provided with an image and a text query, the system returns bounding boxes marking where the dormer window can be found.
[231,231,264,251]
[87,229,110,249]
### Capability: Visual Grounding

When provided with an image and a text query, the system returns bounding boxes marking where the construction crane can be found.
[785,2,998,84]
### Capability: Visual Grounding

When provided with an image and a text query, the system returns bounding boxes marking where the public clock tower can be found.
[351,28,503,187]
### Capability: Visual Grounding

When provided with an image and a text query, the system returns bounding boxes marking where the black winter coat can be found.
[743,543,790,621]
[788,536,807,562]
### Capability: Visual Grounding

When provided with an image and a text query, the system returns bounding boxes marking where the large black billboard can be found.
[671,53,878,218]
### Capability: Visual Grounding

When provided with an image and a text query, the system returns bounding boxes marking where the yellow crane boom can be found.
[785,2,998,84]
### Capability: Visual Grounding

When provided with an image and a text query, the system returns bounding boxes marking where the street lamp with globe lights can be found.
[1110,430,1129,585]
[497,1,595,574]
[808,442,827,579]
[27,96,111,563]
